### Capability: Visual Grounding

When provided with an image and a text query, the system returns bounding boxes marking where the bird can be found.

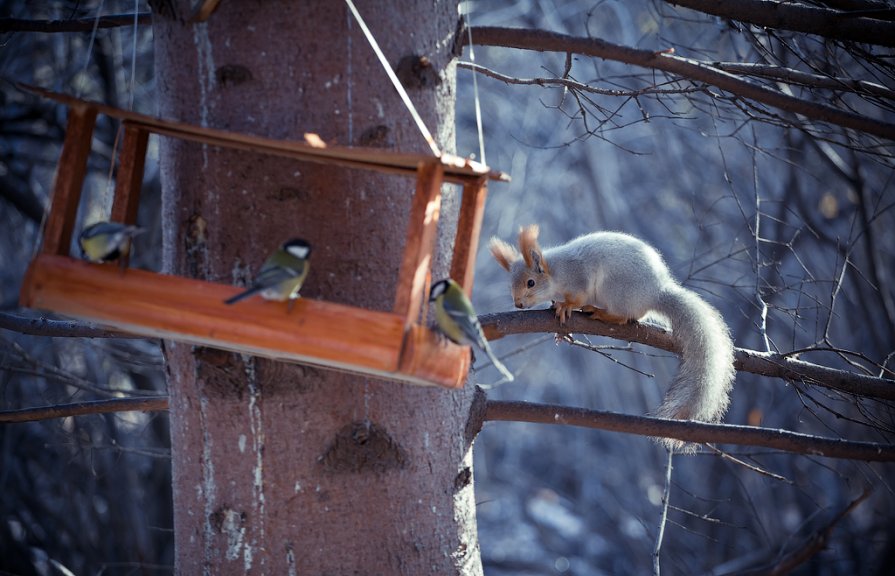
[224,238,312,306]
[78,221,144,264]
[429,278,514,382]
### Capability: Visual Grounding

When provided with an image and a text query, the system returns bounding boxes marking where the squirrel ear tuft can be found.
[518,225,547,272]
[489,237,519,271]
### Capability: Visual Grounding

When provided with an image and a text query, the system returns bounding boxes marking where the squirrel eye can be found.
[527,279,535,288]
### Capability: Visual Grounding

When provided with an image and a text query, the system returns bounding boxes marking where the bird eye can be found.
[527,279,535,288]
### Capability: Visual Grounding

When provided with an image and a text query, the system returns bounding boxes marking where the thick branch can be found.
[665,0,895,48]
[0,396,169,424]
[8,393,890,462]
[820,0,895,21]
[465,27,895,140]
[0,13,152,33]
[485,399,895,461]
[9,308,889,400]
[479,309,895,401]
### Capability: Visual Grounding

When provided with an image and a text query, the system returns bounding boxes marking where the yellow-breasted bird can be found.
[78,221,144,263]
[429,278,514,382]
[225,238,311,305]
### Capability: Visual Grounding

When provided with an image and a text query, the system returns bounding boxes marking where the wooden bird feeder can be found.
[18,85,509,389]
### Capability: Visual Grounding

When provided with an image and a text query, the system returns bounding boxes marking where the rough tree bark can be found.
[152,1,481,573]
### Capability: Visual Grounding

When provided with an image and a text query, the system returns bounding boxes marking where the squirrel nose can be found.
[514,301,524,309]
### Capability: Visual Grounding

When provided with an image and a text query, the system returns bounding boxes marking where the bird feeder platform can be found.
[18,85,509,389]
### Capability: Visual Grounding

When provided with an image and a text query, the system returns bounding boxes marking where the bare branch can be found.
[665,0,895,48]
[465,27,895,140]
[485,399,895,461]
[479,310,895,400]
[743,489,872,575]
[0,396,169,424]
[820,0,895,21]
[457,61,705,97]
[0,13,152,34]
[0,311,141,339]
[743,350,895,400]
[706,444,792,482]
[712,62,895,101]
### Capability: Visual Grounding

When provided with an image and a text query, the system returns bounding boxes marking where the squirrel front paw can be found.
[553,301,575,325]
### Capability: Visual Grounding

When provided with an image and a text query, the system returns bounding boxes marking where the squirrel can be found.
[490,225,735,450]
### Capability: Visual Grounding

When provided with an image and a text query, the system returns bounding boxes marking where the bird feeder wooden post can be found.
[41,104,97,257]
[18,85,509,390]
[110,122,149,225]
[393,159,444,329]
[451,180,489,296]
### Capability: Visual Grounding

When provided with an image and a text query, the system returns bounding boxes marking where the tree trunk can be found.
[152,1,481,573]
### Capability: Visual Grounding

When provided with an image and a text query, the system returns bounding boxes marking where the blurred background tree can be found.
[1,2,170,574]
[1,0,893,574]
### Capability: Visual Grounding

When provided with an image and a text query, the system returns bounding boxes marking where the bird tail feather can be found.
[224,285,263,305]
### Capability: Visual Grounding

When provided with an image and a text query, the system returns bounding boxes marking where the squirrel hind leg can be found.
[581,305,630,325]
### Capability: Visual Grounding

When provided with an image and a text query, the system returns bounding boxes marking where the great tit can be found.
[78,221,144,263]
[429,278,514,382]
[225,238,311,305]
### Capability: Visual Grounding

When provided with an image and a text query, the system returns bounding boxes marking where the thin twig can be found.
[653,450,674,576]
[744,489,872,575]
[0,311,141,339]
[458,61,705,97]
[562,334,657,378]
[706,444,792,482]
[0,13,152,33]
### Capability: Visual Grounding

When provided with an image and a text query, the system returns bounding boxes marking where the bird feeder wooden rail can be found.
[18,85,509,389]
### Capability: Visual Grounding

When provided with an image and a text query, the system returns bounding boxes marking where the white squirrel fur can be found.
[490,225,735,450]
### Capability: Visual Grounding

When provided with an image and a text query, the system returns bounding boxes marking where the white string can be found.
[129,0,139,110]
[78,0,105,97]
[74,0,118,218]
[344,0,441,157]
[463,2,486,165]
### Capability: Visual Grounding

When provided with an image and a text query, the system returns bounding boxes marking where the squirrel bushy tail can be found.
[654,285,735,442]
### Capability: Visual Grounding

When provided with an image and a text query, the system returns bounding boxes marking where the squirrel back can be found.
[490,225,735,451]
